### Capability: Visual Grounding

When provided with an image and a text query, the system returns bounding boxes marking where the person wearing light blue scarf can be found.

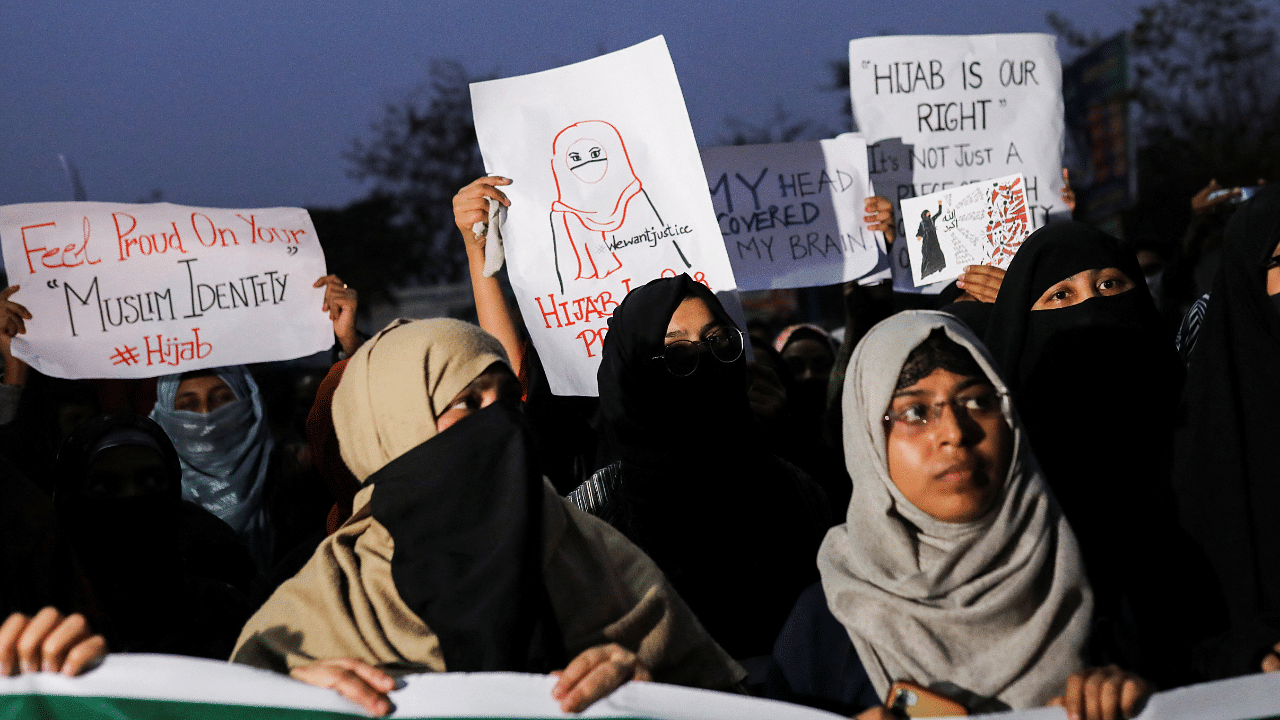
[151,366,275,572]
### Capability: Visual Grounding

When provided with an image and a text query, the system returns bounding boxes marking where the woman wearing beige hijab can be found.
[770,312,1152,720]
[232,318,741,715]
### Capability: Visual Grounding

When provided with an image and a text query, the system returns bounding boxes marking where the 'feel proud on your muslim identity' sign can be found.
[471,36,743,397]
[701,136,887,291]
[0,202,333,379]
[848,33,1068,293]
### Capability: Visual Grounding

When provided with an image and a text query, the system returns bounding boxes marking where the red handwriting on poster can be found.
[985,177,1028,264]
[21,218,102,274]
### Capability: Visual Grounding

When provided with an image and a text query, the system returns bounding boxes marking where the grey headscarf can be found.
[818,310,1091,709]
[151,366,275,570]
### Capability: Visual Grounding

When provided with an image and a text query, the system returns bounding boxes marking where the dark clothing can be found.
[54,413,253,659]
[0,454,96,619]
[1175,293,1211,365]
[981,222,1214,686]
[594,274,831,659]
[916,211,946,277]
[1171,186,1280,678]
[764,583,878,716]
[938,299,994,336]
[368,403,565,672]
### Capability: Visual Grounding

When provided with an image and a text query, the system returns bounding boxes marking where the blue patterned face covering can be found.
[151,366,275,570]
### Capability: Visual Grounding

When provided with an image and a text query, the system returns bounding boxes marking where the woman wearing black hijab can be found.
[981,222,1210,686]
[54,413,254,658]
[585,274,830,663]
[1171,186,1280,678]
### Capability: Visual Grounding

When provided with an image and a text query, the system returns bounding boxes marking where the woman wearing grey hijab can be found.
[769,311,1151,720]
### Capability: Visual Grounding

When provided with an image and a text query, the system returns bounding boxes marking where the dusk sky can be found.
[3,1,1145,212]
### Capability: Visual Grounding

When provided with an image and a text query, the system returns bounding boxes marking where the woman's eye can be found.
[901,405,929,423]
[1099,279,1115,290]
[1051,289,1069,301]
[961,392,998,412]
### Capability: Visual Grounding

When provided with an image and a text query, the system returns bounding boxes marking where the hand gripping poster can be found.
[700,136,887,291]
[0,202,332,379]
[471,36,741,396]
[848,33,1067,293]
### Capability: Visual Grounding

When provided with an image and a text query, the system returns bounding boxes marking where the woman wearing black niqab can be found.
[981,221,1210,686]
[54,413,254,658]
[1171,186,1280,678]
[591,274,830,661]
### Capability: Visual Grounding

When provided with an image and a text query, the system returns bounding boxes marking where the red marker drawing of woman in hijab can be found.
[550,120,661,293]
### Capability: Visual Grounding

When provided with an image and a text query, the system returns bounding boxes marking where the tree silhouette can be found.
[344,60,490,286]
[1053,0,1279,239]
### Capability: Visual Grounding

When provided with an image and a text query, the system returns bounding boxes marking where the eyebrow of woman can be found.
[891,376,987,399]
[665,320,721,340]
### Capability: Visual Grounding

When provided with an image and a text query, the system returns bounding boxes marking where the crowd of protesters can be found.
[0,166,1276,720]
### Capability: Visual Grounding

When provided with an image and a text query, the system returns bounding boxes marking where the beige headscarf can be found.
[333,317,508,482]
[232,318,742,691]
[818,311,1091,709]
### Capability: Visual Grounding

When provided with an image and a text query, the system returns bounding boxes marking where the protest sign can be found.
[849,33,1066,293]
[3,654,1280,720]
[471,36,741,396]
[900,173,1030,286]
[1062,32,1136,221]
[700,138,885,291]
[0,202,331,379]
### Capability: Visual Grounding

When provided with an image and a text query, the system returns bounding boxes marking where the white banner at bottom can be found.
[0,654,1278,720]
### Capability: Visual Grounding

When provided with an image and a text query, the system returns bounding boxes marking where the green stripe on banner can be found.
[0,694,658,720]
[0,694,362,720]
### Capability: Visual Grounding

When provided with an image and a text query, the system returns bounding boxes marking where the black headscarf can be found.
[597,274,755,479]
[1171,186,1280,677]
[54,413,253,658]
[981,222,1206,684]
[983,221,1160,386]
[596,274,828,659]
[368,402,566,673]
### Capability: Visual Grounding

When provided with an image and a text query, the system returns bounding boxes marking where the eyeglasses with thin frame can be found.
[652,326,745,377]
[883,387,1006,433]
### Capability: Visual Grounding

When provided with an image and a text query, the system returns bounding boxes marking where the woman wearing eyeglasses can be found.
[768,311,1152,720]
[570,273,831,668]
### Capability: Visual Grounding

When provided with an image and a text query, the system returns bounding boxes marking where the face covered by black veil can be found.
[54,413,252,658]
[981,222,1211,685]
[595,274,828,659]
[1171,186,1280,678]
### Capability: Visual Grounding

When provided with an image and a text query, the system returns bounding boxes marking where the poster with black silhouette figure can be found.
[900,173,1030,286]
[471,36,742,397]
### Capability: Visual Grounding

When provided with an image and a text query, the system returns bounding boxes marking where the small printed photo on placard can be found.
[900,173,1029,287]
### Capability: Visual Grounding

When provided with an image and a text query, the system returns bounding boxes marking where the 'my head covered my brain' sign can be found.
[701,137,885,291]
[0,202,332,379]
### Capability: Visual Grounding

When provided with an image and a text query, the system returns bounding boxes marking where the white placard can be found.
[0,202,331,379]
[899,173,1030,286]
[471,36,741,397]
[701,137,886,291]
[850,33,1066,293]
[3,653,1280,720]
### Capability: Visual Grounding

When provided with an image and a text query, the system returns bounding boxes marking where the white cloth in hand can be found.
[470,198,508,278]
